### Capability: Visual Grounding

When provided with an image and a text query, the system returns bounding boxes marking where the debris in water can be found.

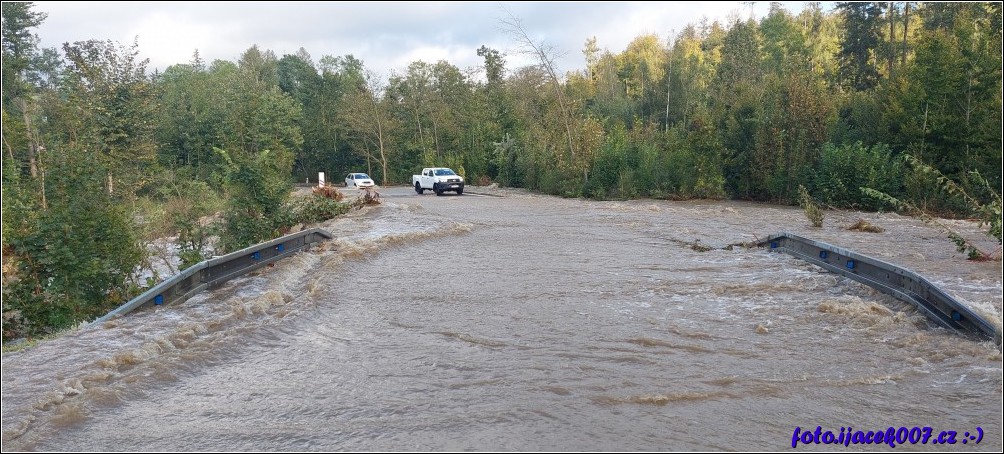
[847,219,884,233]
[312,184,345,201]
[690,240,713,252]
[346,188,382,208]
[360,187,382,205]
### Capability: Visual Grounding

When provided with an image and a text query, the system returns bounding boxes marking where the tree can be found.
[617,34,666,106]
[664,25,716,130]
[61,38,158,199]
[214,46,303,252]
[583,36,599,79]
[388,61,436,160]
[3,144,144,339]
[340,69,397,185]
[905,3,1002,192]
[1,1,47,104]
[218,46,302,160]
[2,6,151,339]
[590,50,631,126]
[156,52,227,179]
[502,10,581,182]
[2,1,57,182]
[215,146,294,253]
[797,2,841,82]
[476,44,515,139]
[477,45,505,86]
[712,19,764,198]
[837,2,883,91]
[277,49,327,179]
[760,2,809,74]
[237,44,279,87]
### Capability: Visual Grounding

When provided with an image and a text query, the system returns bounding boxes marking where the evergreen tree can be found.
[837,2,883,91]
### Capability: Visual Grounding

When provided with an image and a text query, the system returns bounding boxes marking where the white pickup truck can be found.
[412,167,464,196]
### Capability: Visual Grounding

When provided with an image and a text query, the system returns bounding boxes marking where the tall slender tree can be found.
[837,2,883,90]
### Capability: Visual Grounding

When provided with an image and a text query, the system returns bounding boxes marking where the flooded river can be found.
[2,186,1001,451]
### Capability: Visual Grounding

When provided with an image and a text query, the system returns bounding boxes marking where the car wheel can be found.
[415,182,424,194]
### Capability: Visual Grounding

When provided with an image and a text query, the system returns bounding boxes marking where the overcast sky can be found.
[33,1,823,80]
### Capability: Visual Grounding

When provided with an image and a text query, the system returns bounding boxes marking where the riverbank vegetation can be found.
[3,2,1000,339]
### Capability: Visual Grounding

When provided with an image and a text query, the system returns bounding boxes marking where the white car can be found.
[345,173,375,188]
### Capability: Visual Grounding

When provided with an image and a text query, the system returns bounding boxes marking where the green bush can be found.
[812,142,904,209]
[798,185,825,228]
[2,151,144,340]
[616,169,639,199]
[291,194,350,224]
[157,171,220,270]
[216,147,293,253]
[863,156,1002,260]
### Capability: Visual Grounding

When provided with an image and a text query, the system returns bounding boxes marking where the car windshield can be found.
[434,169,456,176]
[355,174,371,179]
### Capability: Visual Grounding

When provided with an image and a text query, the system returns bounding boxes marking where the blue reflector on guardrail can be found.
[276,244,285,252]
[846,260,856,269]
[154,294,164,305]
[819,250,828,259]
[952,311,961,321]
[770,241,778,249]
[252,251,261,260]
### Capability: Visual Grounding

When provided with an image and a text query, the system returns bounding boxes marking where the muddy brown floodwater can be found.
[2,186,1001,451]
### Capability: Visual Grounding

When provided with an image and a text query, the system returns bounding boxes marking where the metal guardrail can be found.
[759,232,1001,346]
[93,228,334,324]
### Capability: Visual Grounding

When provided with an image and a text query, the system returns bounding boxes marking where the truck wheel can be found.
[434,183,443,196]
[456,188,463,195]
[415,182,424,194]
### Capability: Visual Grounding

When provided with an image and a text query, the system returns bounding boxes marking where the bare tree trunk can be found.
[919,102,928,160]
[37,138,47,210]
[964,69,974,168]
[362,135,374,177]
[665,56,672,133]
[888,2,895,77]
[682,73,689,127]
[17,97,50,209]
[378,137,388,186]
[2,133,14,161]
[608,64,616,100]
[17,99,39,178]
[554,84,575,166]
[902,2,910,67]
[370,97,389,186]
[414,105,424,147]
[432,116,442,157]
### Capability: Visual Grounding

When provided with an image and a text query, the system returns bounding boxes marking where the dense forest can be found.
[2,2,1001,339]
